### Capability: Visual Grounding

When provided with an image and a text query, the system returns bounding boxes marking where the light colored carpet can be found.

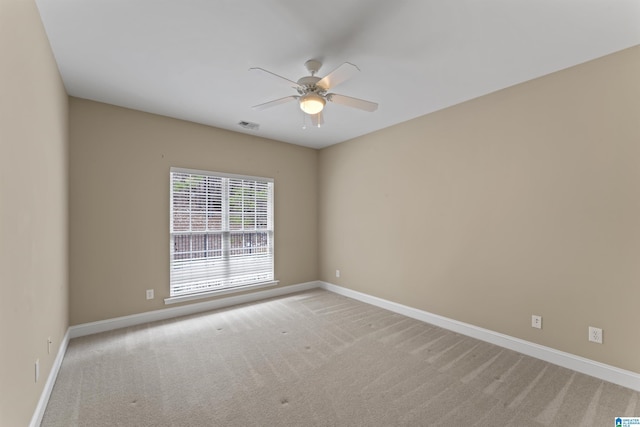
[42,289,638,426]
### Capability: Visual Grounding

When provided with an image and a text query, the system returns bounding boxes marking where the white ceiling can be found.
[36,0,640,149]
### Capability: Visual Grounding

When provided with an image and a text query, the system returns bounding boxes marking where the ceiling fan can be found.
[249,59,378,127]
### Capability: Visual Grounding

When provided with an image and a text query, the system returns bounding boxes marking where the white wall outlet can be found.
[35,359,39,383]
[588,326,603,344]
[146,289,154,300]
[531,315,542,329]
[336,269,340,278]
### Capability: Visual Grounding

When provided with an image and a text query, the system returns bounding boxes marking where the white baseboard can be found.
[69,281,320,339]
[29,328,70,427]
[319,281,640,392]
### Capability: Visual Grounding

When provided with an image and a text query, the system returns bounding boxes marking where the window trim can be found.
[165,167,276,304]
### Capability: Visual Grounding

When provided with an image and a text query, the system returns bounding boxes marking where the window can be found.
[169,168,274,300]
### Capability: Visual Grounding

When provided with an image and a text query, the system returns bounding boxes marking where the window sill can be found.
[164,280,280,305]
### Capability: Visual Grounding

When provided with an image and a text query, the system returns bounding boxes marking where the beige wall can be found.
[0,0,69,425]
[69,98,318,325]
[319,46,640,374]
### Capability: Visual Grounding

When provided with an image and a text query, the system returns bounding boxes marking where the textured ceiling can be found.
[36,0,640,149]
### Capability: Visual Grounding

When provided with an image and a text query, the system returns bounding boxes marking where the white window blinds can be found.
[170,168,274,297]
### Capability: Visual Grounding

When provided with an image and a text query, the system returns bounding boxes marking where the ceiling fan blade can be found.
[252,96,298,111]
[327,93,378,112]
[249,67,301,89]
[316,62,360,90]
[310,111,324,127]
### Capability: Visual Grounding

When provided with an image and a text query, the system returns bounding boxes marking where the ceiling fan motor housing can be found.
[297,76,323,94]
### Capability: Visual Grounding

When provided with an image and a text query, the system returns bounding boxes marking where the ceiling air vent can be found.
[238,120,260,131]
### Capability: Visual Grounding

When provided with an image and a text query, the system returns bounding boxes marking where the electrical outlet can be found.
[35,359,39,383]
[336,270,340,278]
[146,289,154,300]
[531,315,542,329]
[588,326,603,344]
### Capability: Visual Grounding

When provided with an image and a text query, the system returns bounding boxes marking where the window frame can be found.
[165,167,277,304]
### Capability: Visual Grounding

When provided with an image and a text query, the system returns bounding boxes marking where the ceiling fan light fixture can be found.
[299,93,325,115]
